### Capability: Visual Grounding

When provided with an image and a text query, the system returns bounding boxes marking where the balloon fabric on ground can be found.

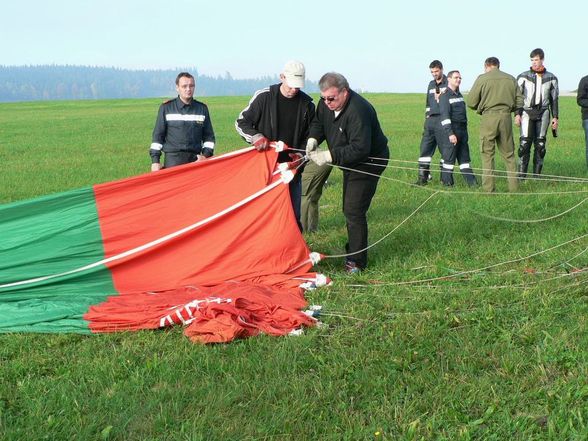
[0,147,323,343]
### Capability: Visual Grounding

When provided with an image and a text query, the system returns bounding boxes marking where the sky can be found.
[1,0,585,93]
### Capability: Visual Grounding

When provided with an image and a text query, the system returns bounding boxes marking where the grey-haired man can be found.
[307,72,389,273]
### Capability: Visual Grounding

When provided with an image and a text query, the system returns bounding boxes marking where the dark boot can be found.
[441,167,454,186]
[415,164,430,185]
[533,139,546,178]
[461,169,478,186]
[518,156,529,180]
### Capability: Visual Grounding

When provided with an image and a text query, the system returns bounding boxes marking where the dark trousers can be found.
[583,119,588,168]
[342,160,387,269]
[418,116,445,163]
[163,151,199,168]
[518,109,550,175]
[289,173,303,231]
[438,123,476,185]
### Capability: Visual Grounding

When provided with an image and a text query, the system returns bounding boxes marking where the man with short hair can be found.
[150,72,215,170]
[306,72,389,273]
[577,74,588,169]
[236,61,315,230]
[514,48,559,179]
[438,70,477,186]
[415,60,448,185]
[467,57,523,192]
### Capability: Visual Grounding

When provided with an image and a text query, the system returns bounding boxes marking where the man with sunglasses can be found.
[236,61,315,230]
[306,72,389,274]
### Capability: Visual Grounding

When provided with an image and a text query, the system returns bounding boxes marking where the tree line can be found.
[0,65,319,102]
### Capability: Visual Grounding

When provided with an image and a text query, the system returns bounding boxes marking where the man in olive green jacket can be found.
[467,57,523,192]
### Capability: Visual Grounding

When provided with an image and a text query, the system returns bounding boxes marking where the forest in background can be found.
[0,65,319,102]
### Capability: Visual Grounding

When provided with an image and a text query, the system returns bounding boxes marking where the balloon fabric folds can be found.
[0,147,324,343]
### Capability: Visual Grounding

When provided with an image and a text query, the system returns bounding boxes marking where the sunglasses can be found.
[320,96,337,103]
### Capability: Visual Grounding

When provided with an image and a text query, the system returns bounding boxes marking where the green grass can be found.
[1,94,587,440]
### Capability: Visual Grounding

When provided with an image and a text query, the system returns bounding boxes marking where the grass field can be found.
[0,93,587,440]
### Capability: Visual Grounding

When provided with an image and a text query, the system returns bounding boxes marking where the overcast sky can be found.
[2,0,584,93]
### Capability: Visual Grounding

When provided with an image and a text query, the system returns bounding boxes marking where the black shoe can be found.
[344,261,362,274]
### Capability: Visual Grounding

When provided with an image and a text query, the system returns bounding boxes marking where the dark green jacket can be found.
[467,68,523,115]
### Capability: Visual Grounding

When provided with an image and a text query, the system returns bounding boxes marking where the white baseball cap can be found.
[283,60,305,89]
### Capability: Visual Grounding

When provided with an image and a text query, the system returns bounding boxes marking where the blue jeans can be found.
[583,119,588,168]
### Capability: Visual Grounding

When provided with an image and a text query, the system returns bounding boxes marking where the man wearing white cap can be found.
[236,61,315,230]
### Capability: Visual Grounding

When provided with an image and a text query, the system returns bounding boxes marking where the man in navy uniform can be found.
[438,70,477,186]
[150,72,215,170]
[415,60,448,185]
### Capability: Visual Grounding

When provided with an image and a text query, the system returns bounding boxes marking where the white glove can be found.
[305,138,318,155]
[309,150,332,166]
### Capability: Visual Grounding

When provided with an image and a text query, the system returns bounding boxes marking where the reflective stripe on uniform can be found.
[166,114,205,122]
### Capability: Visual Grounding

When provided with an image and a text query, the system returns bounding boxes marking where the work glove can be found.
[305,138,318,155]
[251,133,269,151]
[309,149,332,166]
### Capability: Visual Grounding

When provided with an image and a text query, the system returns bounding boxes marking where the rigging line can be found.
[334,163,588,196]
[548,276,588,296]
[388,232,588,285]
[292,147,588,183]
[547,246,588,271]
[372,162,588,184]
[324,191,439,259]
[365,154,588,183]
[345,266,588,292]
[318,312,368,321]
[466,197,588,223]
[368,161,588,184]
[291,147,588,185]
[336,232,588,287]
